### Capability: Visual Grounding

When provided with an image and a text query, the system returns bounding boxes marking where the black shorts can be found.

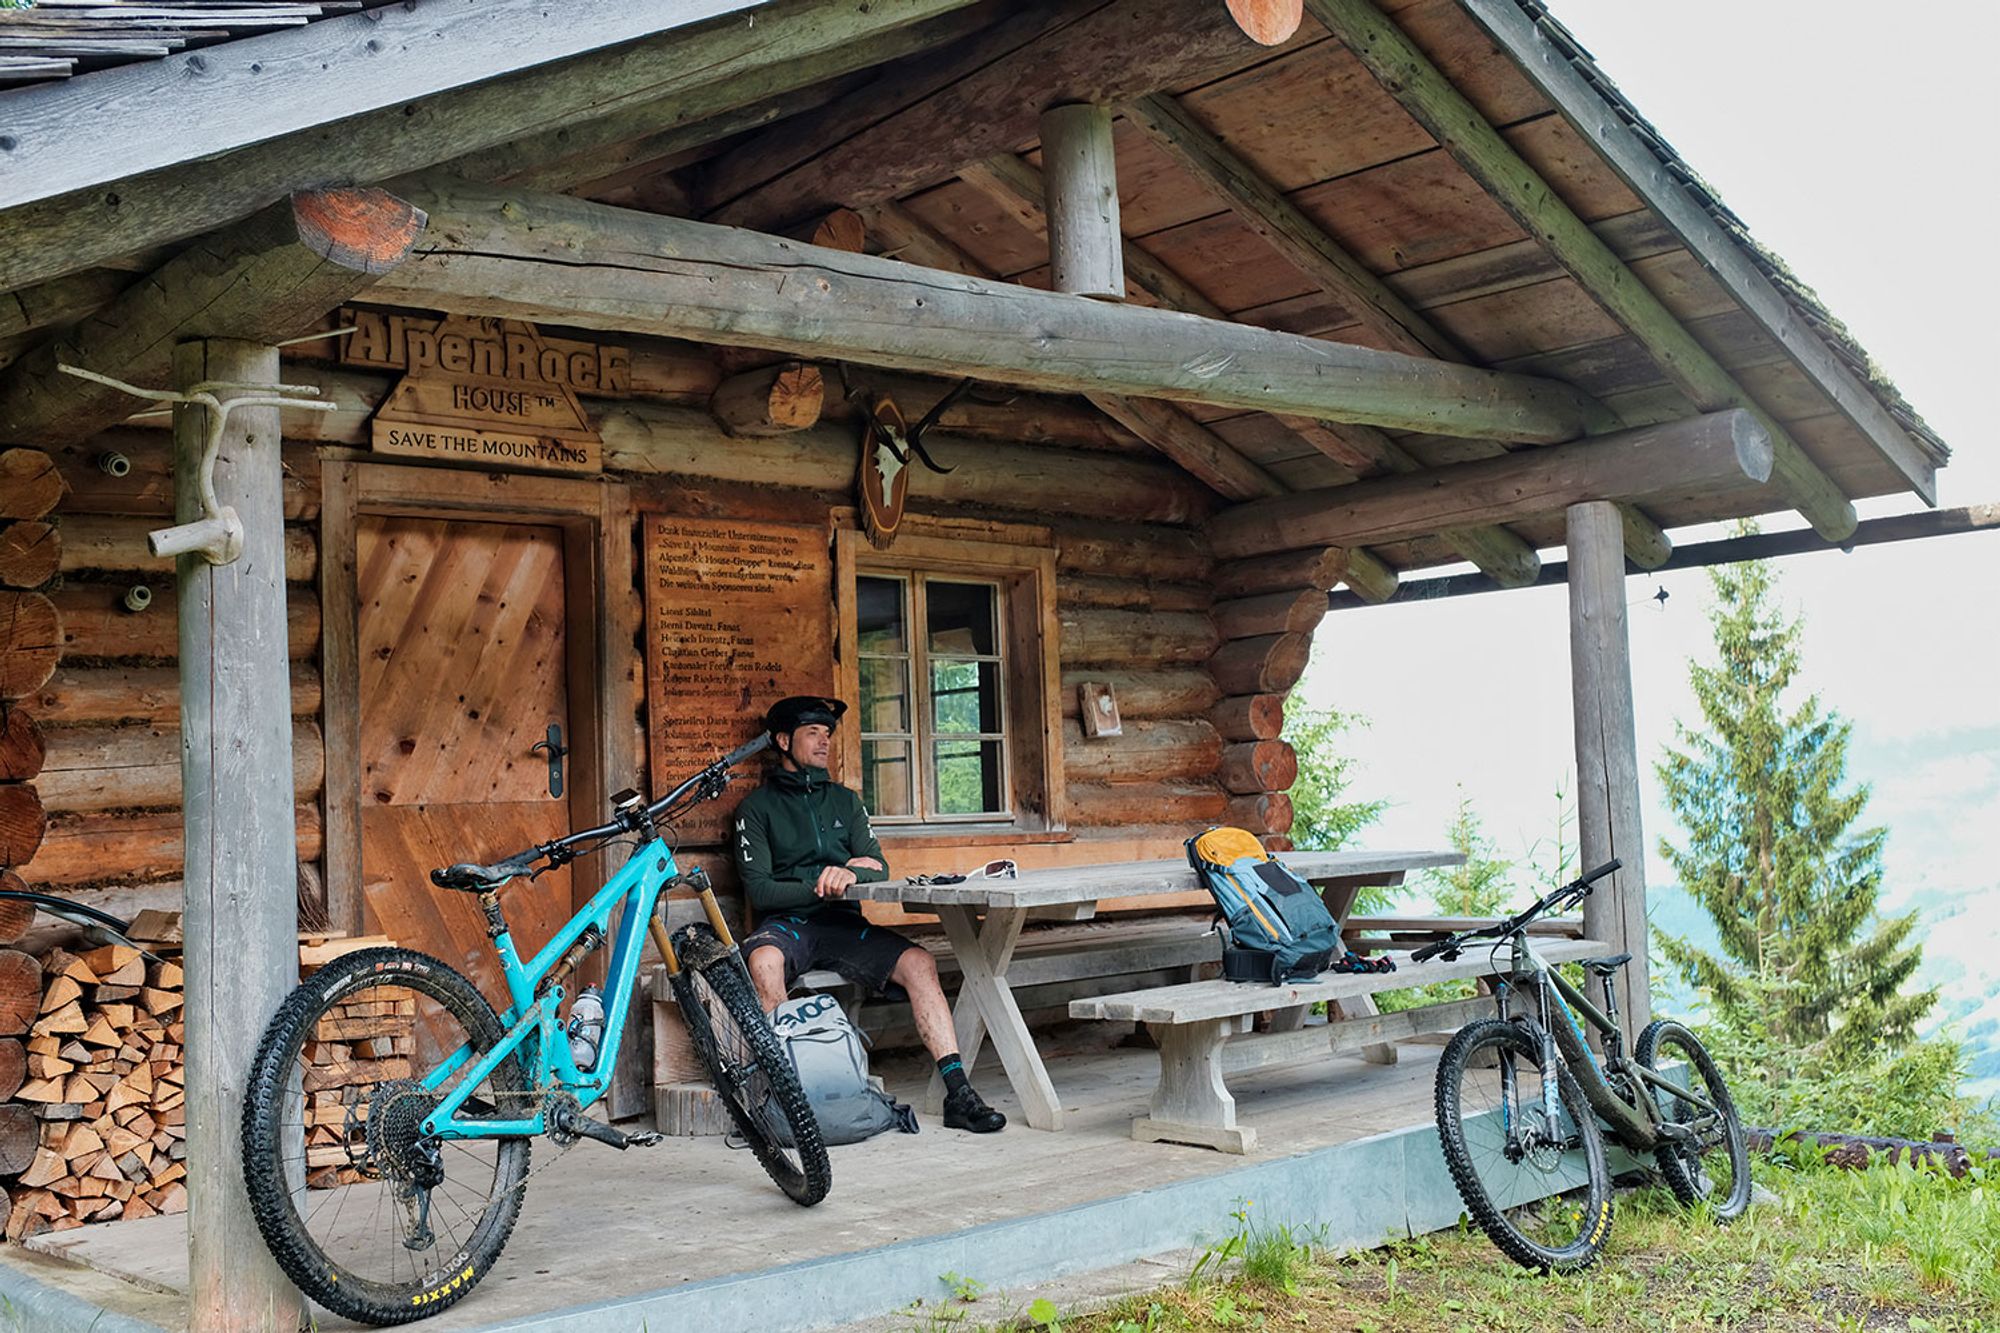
[739,909,917,995]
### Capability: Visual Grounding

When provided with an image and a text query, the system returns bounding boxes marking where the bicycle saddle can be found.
[1579,953,1632,976]
[431,859,528,892]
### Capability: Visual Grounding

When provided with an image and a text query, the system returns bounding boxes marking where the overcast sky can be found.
[1298,1,2000,1047]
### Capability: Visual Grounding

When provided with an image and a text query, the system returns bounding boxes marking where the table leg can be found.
[1319,872,1405,1064]
[925,905,1064,1130]
[1133,1017,1257,1154]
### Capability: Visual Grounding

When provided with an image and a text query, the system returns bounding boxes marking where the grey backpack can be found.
[766,994,917,1146]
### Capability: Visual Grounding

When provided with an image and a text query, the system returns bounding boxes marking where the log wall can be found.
[8,431,325,912]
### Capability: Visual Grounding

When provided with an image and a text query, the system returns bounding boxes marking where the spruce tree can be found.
[1656,554,1932,1064]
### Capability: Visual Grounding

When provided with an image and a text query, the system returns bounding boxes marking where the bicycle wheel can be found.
[669,925,830,1206]
[1636,1019,1751,1222]
[1435,1019,1614,1273]
[241,948,531,1325]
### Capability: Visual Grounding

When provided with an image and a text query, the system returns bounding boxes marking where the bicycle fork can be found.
[645,866,740,978]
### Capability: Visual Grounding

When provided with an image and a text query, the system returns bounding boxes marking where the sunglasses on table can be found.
[906,859,1018,886]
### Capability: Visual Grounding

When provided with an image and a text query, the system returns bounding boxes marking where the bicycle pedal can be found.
[625,1131,664,1148]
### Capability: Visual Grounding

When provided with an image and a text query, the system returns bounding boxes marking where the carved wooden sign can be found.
[642,515,834,842]
[340,309,627,475]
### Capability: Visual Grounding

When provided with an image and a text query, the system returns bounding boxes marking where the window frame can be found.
[835,527,1065,836]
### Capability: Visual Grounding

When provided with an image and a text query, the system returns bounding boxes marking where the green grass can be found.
[991,1157,1997,1333]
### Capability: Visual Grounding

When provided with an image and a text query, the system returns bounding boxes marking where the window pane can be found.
[926,580,996,656]
[862,739,913,817]
[857,576,907,653]
[858,657,910,733]
[931,658,1000,734]
[933,739,1005,816]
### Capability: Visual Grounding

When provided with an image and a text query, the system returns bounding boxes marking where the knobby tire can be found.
[1436,1018,1614,1274]
[670,925,831,1206]
[1635,1019,1752,1222]
[241,948,530,1326]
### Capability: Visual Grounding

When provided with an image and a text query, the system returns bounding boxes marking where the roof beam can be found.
[1208,409,1772,561]
[0,0,976,292]
[1304,0,1858,541]
[1460,0,1938,505]
[433,5,995,193]
[1108,97,1675,575]
[851,191,1284,502]
[703,0,1275,233]
[373,178,1605,442]
[0,189,426,447]
[0,0,762,211]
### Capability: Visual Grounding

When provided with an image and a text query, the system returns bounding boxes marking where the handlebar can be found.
[429,732,773,891]
[1409,858,1622,964]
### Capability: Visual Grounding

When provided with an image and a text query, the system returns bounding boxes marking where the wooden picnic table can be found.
[847,849,1462,1131]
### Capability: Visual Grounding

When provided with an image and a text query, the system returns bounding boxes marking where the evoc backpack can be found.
[1186,827,1342,985]
[765,993,918,1146]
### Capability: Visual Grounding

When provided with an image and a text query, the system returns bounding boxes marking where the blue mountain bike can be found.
[240,735,829,1325]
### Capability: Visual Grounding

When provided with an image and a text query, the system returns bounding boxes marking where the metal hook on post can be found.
[57,364,337,566]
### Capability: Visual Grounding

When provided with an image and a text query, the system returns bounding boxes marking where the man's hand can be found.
[814,864,858,898]
[846,856,884,872]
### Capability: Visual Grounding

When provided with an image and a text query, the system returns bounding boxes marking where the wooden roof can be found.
[0,0,377,86]
[0,0,1953,585]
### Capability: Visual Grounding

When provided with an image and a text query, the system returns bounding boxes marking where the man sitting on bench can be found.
[736,695,1007,1134]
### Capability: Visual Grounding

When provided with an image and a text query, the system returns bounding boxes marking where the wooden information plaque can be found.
[642,515,834,842]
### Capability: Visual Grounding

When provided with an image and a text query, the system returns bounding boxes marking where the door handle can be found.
[530,724,568,799]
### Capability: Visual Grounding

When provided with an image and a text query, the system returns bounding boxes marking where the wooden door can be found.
[354,515,577,1015]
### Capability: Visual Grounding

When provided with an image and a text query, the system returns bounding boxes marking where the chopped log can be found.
[1226,791,1294,836]
[79,944,140,978]
[0,522,60,589]
[1057,607,1218,667]
[152,960,182,990]
[1220,741,1297,795]
[0,950,41,1036]
[38,975,82,1015]
[0,189,427,448]
[1210,694,1286,742]
[153,1181,186,1214]
[380,181,1604,446]
[1057,668,1221,721]
[120,1191,156,1221]
[16,1076,66,1103]
[57,514,317,583]
[1066,780,1228,828]
[1208,410,1773,560]
[53,585,319,661]
[0,592,61,700]
[710,362,825,437]
[29,661,322,728]
[20,803,321,888]
[0,451,66,521]
[0,1038,22,1102]
[140,988,183,1016]
[1212,589,1326,640]
[127,908,181,946]
[0,784,46,868]
[1207,633,1311,695]
[1213,548,1348,600]
[1061,719,1222,783]
[18,1146,65,1188]
[0,707,45,781]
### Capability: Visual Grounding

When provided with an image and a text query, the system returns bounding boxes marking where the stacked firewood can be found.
[296,934,409,1189]
[5,943,186,1238]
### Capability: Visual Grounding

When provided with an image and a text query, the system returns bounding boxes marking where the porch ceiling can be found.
[0,0,1949,587]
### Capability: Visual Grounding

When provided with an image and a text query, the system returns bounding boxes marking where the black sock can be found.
[937,1054,970,1096]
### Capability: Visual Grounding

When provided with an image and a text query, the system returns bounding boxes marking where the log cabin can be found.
[0,0,1954,1324]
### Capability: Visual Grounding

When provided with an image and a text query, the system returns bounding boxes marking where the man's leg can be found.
[746,944,789,1014]
[890,945,1005,1133]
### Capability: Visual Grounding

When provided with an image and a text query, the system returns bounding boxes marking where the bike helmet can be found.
[764,695,848,737]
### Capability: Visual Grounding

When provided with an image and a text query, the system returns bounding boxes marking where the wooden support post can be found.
[1040,103,1124,299]
[1566,501,1650,1045]
[174,340,303,1329]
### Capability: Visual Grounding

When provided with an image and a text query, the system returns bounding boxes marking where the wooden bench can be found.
[1069,936,1606,1153]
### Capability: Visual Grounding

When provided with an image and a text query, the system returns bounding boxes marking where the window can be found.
[857,574,1008,821]
[836,526,1064,833]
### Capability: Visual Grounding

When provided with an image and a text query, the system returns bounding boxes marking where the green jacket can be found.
[735,764,888,919]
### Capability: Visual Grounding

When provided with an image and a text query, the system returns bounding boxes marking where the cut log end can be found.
[1226,0,1303,45]
[291,189,429,276]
